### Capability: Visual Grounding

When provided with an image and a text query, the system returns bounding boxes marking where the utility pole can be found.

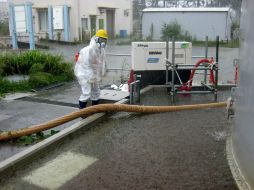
[163,0,166,8]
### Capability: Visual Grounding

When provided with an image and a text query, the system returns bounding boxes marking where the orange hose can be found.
[0,102,227,141]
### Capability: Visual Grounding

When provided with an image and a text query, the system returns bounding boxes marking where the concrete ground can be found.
[0,88,238,189]
[0,82,81,162]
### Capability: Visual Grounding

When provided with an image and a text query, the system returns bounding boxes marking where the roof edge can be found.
[143,7,230,13]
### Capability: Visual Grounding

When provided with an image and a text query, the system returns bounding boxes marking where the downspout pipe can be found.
[8,3,18,49]
[25,2,35,50]
[63,4,69,41]
[48,5,53,40]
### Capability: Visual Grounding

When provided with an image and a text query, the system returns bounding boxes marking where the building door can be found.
[38,9,48,32]
[106,10,115,39]
[81,18,89,41]
[90,15,96,37]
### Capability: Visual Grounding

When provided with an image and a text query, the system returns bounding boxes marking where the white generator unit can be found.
[131,41,192,87]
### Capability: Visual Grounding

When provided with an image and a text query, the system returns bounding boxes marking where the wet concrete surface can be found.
[33,82,81,105]
[0,99,80,162]
[0,80,116,163]
[0,88,238,189]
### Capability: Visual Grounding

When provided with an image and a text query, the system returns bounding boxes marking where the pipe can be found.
[106,53,131,56]
[188,58,215,88]
[166,39,169,85]
[177,91,213,94]
[204,36,208,84]
[214,36,219,101]
[171,37,176,101]
[174,67,213,71]
[0,102,227,141]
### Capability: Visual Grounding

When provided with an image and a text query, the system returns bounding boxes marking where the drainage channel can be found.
[0,87,238,189]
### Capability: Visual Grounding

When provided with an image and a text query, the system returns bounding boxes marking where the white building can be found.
[142,8,231,41]
[9,0,133,41]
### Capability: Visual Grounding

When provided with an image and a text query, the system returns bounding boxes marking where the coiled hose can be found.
[0,102,226,141]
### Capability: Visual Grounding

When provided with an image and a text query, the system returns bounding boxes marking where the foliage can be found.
[29,63,44,74]
[231,21,240,40]
[146,23,154,41]
[29,72,54,87]
[0,21,9,36]
[45,33,49,41]
[0,79,31,95]
[192,39,239,48]
[57,31,61,41]
[14,130,60,145]
[134,0,242,10]
[0,51,74,96]
[161,20,193,41]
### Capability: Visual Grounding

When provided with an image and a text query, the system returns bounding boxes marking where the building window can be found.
[38,9,48,32]
[99,19,104,29]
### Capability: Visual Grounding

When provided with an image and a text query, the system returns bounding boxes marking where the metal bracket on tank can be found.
[129,78,141,105]
[226,87,237,119]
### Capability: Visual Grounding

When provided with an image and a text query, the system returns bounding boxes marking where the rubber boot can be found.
[79,101,87,109]
[92,100,100,106]
[79,101,87,119]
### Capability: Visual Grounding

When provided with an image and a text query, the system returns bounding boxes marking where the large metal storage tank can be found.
[231,0,254,189]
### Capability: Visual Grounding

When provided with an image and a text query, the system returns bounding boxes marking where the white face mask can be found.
[95,37,107,49]
[101,42,106,48]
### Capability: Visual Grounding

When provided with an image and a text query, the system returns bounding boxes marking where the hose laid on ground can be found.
[0,102,227,141]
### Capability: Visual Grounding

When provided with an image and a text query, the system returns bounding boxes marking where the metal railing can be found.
[166,36,220,102]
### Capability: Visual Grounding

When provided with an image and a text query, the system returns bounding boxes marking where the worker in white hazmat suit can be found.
[74,29,108,109]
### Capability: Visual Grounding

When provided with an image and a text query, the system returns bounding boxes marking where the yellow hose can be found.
[0,102,226,141]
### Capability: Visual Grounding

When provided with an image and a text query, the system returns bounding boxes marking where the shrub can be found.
[29,72,54,87]
[161,20,182,41]
[57,32,61,41]
[0,21,9,36]
[0,78,31,95]
[146,23,154,41]
[231,21,240,40]
[0,51,74,96]
[29,63,44,74]
[161,20,193,41]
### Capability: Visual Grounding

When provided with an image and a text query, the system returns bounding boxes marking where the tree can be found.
[0,21,9,36]
[161,21,182,40]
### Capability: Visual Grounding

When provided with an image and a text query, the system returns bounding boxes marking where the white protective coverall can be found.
[74,36,105,102]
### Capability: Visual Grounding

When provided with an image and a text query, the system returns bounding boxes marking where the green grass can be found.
[192,40,240,48]
[0,79,31,95]
[0,51,74,97]
[115,37,240,48]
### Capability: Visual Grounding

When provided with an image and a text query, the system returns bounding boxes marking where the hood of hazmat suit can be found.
[74,36,106,85]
